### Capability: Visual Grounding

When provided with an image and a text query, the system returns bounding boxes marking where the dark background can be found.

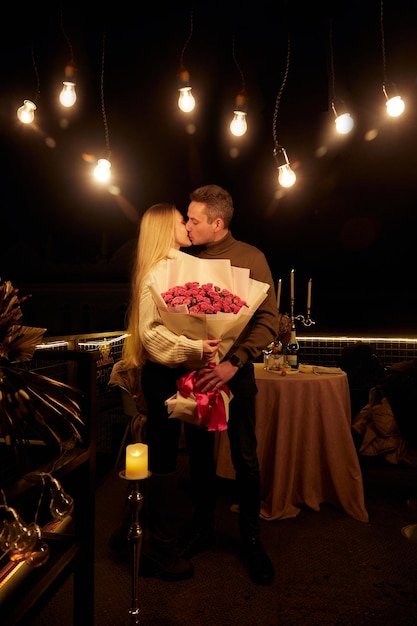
[0,1,416,336]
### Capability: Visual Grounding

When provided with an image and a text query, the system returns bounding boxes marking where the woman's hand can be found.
[202,338,221,361]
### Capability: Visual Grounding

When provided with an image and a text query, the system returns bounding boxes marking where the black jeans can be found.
[141,360,188,474]
[185,363,261,541]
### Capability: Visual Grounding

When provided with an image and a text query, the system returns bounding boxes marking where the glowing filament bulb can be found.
[278,164,296,188]
[230,111,247,137]
[335,112,354,134]
[17,100,36,124]
[178,87,195,113]
[386,95,405,117]
[59,81,77,107]
[94,159,111,182]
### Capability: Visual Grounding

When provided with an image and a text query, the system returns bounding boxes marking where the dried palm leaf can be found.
[0,280,85,472]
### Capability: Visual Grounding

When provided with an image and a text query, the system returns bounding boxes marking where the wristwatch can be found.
[229,354,244,370]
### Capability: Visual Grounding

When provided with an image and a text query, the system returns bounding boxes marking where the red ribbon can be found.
[176,367,231,432]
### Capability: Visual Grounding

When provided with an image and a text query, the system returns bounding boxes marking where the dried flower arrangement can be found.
[0,280,84,473]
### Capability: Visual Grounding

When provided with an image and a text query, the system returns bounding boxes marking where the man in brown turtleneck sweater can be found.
[180,184,279,586]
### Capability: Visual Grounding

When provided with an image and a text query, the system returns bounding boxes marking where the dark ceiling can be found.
[0,1,416,334]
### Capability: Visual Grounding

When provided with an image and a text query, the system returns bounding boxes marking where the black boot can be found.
[241,537,275,586]
[140,537,194,581]
[178,524,214,560]
[141,472,194,581]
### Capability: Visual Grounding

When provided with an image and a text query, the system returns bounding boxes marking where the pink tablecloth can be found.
[215,363,369,523]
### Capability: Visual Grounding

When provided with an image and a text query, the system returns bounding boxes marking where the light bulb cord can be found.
[100,29,111,160]
[232,31,246,98]
[179,8,194,71]
[31,44,41,106]
[380,0,387,89]
[60,6,75,67]
[272,31,291,150]
[328,17,337,111]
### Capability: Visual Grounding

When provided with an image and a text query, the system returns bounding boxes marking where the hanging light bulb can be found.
[328,22,354,136]
[230,111,247,136]
[274,146,296,188]
[386,95,405,117]
[331,100,354,134]
[178,69,195,113]
[383,88,405,117]
[334,112,354,134]
[230,31,248,137]
[59,80,77,107]
[94,31,112,184]
[177,9,195,114]
[94,158,112,182]
[58,7,77,108]
[59,62,77,107]
[17,99,36,124]
[230,91,248,137]
[271,36,296,189]
[380,2,405,118]
[17,45,39,124]
[178,86,195,113]
[278,164,296,188]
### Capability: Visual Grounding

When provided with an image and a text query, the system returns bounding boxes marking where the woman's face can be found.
[173,209,192,249]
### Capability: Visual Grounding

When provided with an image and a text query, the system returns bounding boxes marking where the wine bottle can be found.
[286,324,299,369]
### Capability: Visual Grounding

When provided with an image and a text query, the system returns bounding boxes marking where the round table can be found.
[215,363,369,522]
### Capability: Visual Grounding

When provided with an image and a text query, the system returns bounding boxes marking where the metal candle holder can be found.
[290,298,316,327]
[119,470,151,624]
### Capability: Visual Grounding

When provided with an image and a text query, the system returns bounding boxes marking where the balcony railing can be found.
[36,331,417,369]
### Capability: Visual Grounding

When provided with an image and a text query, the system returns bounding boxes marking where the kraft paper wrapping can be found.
[147,251,270,362]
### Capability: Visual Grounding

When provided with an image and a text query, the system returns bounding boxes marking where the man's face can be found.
[186,201,218,245]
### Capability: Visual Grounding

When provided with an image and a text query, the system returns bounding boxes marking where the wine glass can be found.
[262,345,273,370]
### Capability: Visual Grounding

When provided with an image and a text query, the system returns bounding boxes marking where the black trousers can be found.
[141,360,187,474]
[185,363,261,541]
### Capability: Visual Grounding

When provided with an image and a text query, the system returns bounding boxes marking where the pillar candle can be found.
[125,443,149,479]
[290,269,295,300]
[307,278,312,310]
[276,279,282,310]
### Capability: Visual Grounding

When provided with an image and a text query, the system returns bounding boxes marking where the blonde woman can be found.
[121,203,220,581]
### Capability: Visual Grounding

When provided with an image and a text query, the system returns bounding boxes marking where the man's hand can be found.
[194,360,238,394]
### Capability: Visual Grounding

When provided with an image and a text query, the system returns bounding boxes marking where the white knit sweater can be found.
[139,254,204,369]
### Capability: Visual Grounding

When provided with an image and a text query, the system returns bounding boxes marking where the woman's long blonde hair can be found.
[122,203,178,368]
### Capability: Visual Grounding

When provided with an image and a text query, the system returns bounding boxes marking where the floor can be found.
[29,450,417,626]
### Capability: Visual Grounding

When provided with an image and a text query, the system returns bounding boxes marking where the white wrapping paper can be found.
[147,251,270,362]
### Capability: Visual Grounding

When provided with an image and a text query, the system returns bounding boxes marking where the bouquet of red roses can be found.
[148,251,269,365]
[161,281,248,315]
[148,250,270,431]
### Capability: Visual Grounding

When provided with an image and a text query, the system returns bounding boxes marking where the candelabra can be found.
[291,297,316,327]
[119,470,150,624]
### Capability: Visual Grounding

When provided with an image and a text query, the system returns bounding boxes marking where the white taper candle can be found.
[276,279,282,310]
[307,278,312,310]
